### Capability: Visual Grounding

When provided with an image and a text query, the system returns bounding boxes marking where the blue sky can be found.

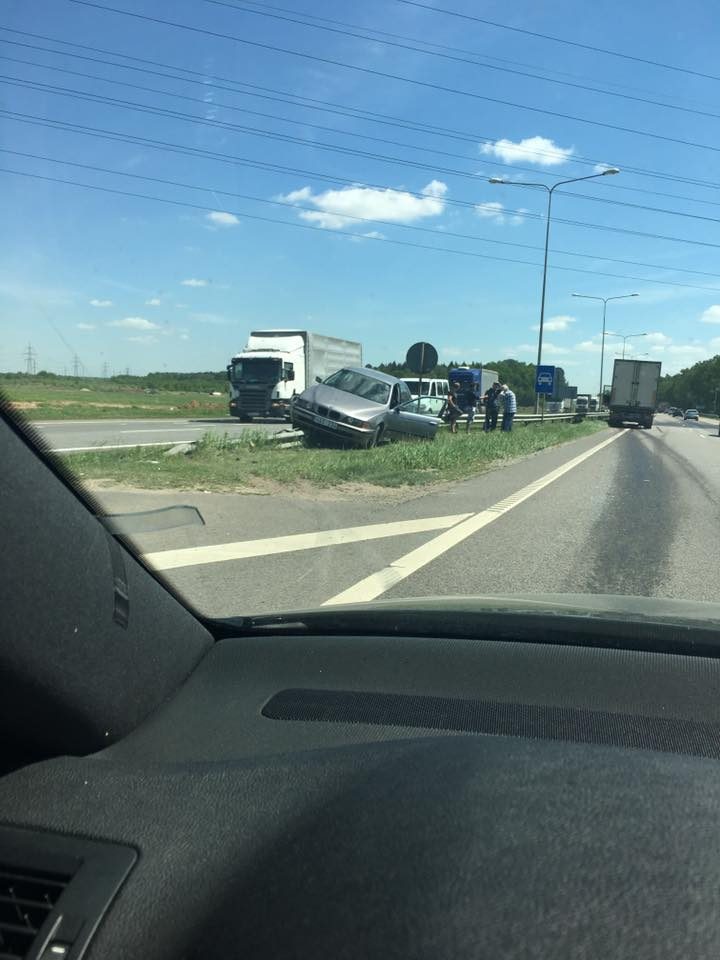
[3,0,720,390]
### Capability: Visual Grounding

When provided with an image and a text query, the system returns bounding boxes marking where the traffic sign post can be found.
[535,365,555,423]
[405,341,438,406]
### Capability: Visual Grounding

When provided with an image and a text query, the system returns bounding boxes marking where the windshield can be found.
[323,370,390,405]
[3,0,720,627]
[230,359,281,382]
[404,380,430,396]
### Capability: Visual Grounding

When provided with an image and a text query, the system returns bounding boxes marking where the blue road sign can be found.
[535,364,555,395]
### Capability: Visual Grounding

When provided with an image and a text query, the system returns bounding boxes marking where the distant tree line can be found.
[0,370,228,392]
[370,359,539,407]
[659,354,720,412]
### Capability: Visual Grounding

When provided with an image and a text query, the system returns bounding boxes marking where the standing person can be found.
[446,381,462,434]
[483,381,501,432]
[501,383,517,432]
[458,379,479,432]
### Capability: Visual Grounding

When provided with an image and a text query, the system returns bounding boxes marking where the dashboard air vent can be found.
[0,863,71,960]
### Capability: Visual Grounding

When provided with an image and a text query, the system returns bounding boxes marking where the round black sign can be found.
[405,341,438,375]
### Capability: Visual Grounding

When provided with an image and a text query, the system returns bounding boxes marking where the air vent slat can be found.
[0,862,71,960]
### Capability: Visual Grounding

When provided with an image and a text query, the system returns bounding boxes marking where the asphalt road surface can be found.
[85,414,719,618]
[34,416,290,452]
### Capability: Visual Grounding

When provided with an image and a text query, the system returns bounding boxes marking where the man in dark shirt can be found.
[446,381,463,434]
[458,380,479,432]
[483,381,501,432]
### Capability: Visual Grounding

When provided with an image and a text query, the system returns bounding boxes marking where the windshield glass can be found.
[3,0,720,626]
[230,359,281,382]
[404,380,430,396]
[324,370,390,405]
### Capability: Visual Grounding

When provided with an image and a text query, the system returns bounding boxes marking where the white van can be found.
[401,378,450,400]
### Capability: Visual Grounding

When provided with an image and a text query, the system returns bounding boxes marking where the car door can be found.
[387,396,445,440]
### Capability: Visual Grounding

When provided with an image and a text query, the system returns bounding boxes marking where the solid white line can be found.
[323,429,627,606]
[119,427,205,434]
[144,513,473,571]
[54,440,195,452]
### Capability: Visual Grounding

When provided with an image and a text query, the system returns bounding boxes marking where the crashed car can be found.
[290,367,445,448]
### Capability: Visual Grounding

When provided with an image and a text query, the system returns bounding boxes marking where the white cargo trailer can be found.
[227,330,362,420]
[607,359,661,429]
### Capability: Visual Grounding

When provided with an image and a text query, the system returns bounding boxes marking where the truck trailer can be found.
[227,330,362,420]
[607,358,661,429]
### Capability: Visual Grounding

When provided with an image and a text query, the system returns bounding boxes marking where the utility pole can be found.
[23,343,37,375]
[102,361,109,378]
[72,354,81,378]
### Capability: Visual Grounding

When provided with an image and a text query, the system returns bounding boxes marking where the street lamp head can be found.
[488,177,506,184]
[601,167,620,175]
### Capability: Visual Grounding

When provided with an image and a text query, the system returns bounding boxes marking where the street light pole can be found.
[606,331,648,359]
[572,293,638,404]
[490,167,619,413]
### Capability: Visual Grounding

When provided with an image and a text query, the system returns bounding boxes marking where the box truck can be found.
[227,330,362,420]
[607,358,661,429]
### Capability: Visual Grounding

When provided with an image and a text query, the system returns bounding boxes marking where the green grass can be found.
[2,378,228,420]
[63,420,608,492]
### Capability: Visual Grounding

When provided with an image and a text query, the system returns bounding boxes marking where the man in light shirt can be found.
[501,384,517,432]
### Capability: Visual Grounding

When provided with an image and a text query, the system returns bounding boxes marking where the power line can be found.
[226,0,720,114]
[23,343,37,375]
[4,165,720,293]
[6,31,720,199]
[64,0,720,156]
[7,108,720,255]
[11,53,720,224]
[393,0,720,85]
[8,146,720,281]
[8,59,720,229]
[9,72,720,237]
[207,0,720,124]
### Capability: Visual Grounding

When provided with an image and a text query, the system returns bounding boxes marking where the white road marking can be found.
[324,429,627,606]
[144,513,474,571]
[119,427,206,434]
[54,440,196,452]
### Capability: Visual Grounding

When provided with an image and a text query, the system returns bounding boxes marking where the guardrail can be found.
[440,411,608,429]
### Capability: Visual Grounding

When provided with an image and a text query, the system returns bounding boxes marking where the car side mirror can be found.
[315,376,322,383]
[286,369,295,382]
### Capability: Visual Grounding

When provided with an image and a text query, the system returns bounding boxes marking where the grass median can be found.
[63,420,608,493]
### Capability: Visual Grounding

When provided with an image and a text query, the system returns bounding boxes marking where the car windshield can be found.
[323,370,390,405]
[3,0,720,629]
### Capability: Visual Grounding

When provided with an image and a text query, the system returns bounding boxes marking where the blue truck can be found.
[448,366,499,401]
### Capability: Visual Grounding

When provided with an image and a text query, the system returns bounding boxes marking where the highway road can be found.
[86,414,719,618]
[33,416,290,452]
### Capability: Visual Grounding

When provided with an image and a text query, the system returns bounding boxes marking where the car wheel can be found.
[364,425,384,449]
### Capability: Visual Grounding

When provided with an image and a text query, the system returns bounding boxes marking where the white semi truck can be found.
[607,358,662,429]
[227,330,362,421]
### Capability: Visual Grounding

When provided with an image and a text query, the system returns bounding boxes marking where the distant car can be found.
[536,372,553,387]
[684,409,699,421]
[291,367,442,448]
[672,409,683,418]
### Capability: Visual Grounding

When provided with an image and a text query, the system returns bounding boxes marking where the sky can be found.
[3,0,720,391]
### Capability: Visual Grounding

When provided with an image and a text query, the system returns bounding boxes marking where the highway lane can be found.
[84,414,720,618]
[33,416,290,451]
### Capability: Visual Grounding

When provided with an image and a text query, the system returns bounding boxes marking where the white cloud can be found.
[108,316,160,330]
[644,331,672,345]
[515,341,570,356]
[206,211,240,227]
[575,339,602,353]
[363,230,386,240]
[181,278,208,287]
[276,180,448,230]
[89,298,112,307]
[666,344,707,357]
[127,334,158,344]
[190,312,228,325]
[76,322,95,330]
[532,315,575,333]
[180,333,190,341]
[474,201,525,226]
[145,297,161,306]
[710,336,720,350]
[700,305,720,324]
[480,136,574,167]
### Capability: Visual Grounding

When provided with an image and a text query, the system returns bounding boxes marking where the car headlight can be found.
[294,397,311,410]
[341,414,365,427]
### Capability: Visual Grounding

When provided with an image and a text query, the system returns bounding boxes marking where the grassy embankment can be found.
[63,420,608,492]
[1,376,227,420]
